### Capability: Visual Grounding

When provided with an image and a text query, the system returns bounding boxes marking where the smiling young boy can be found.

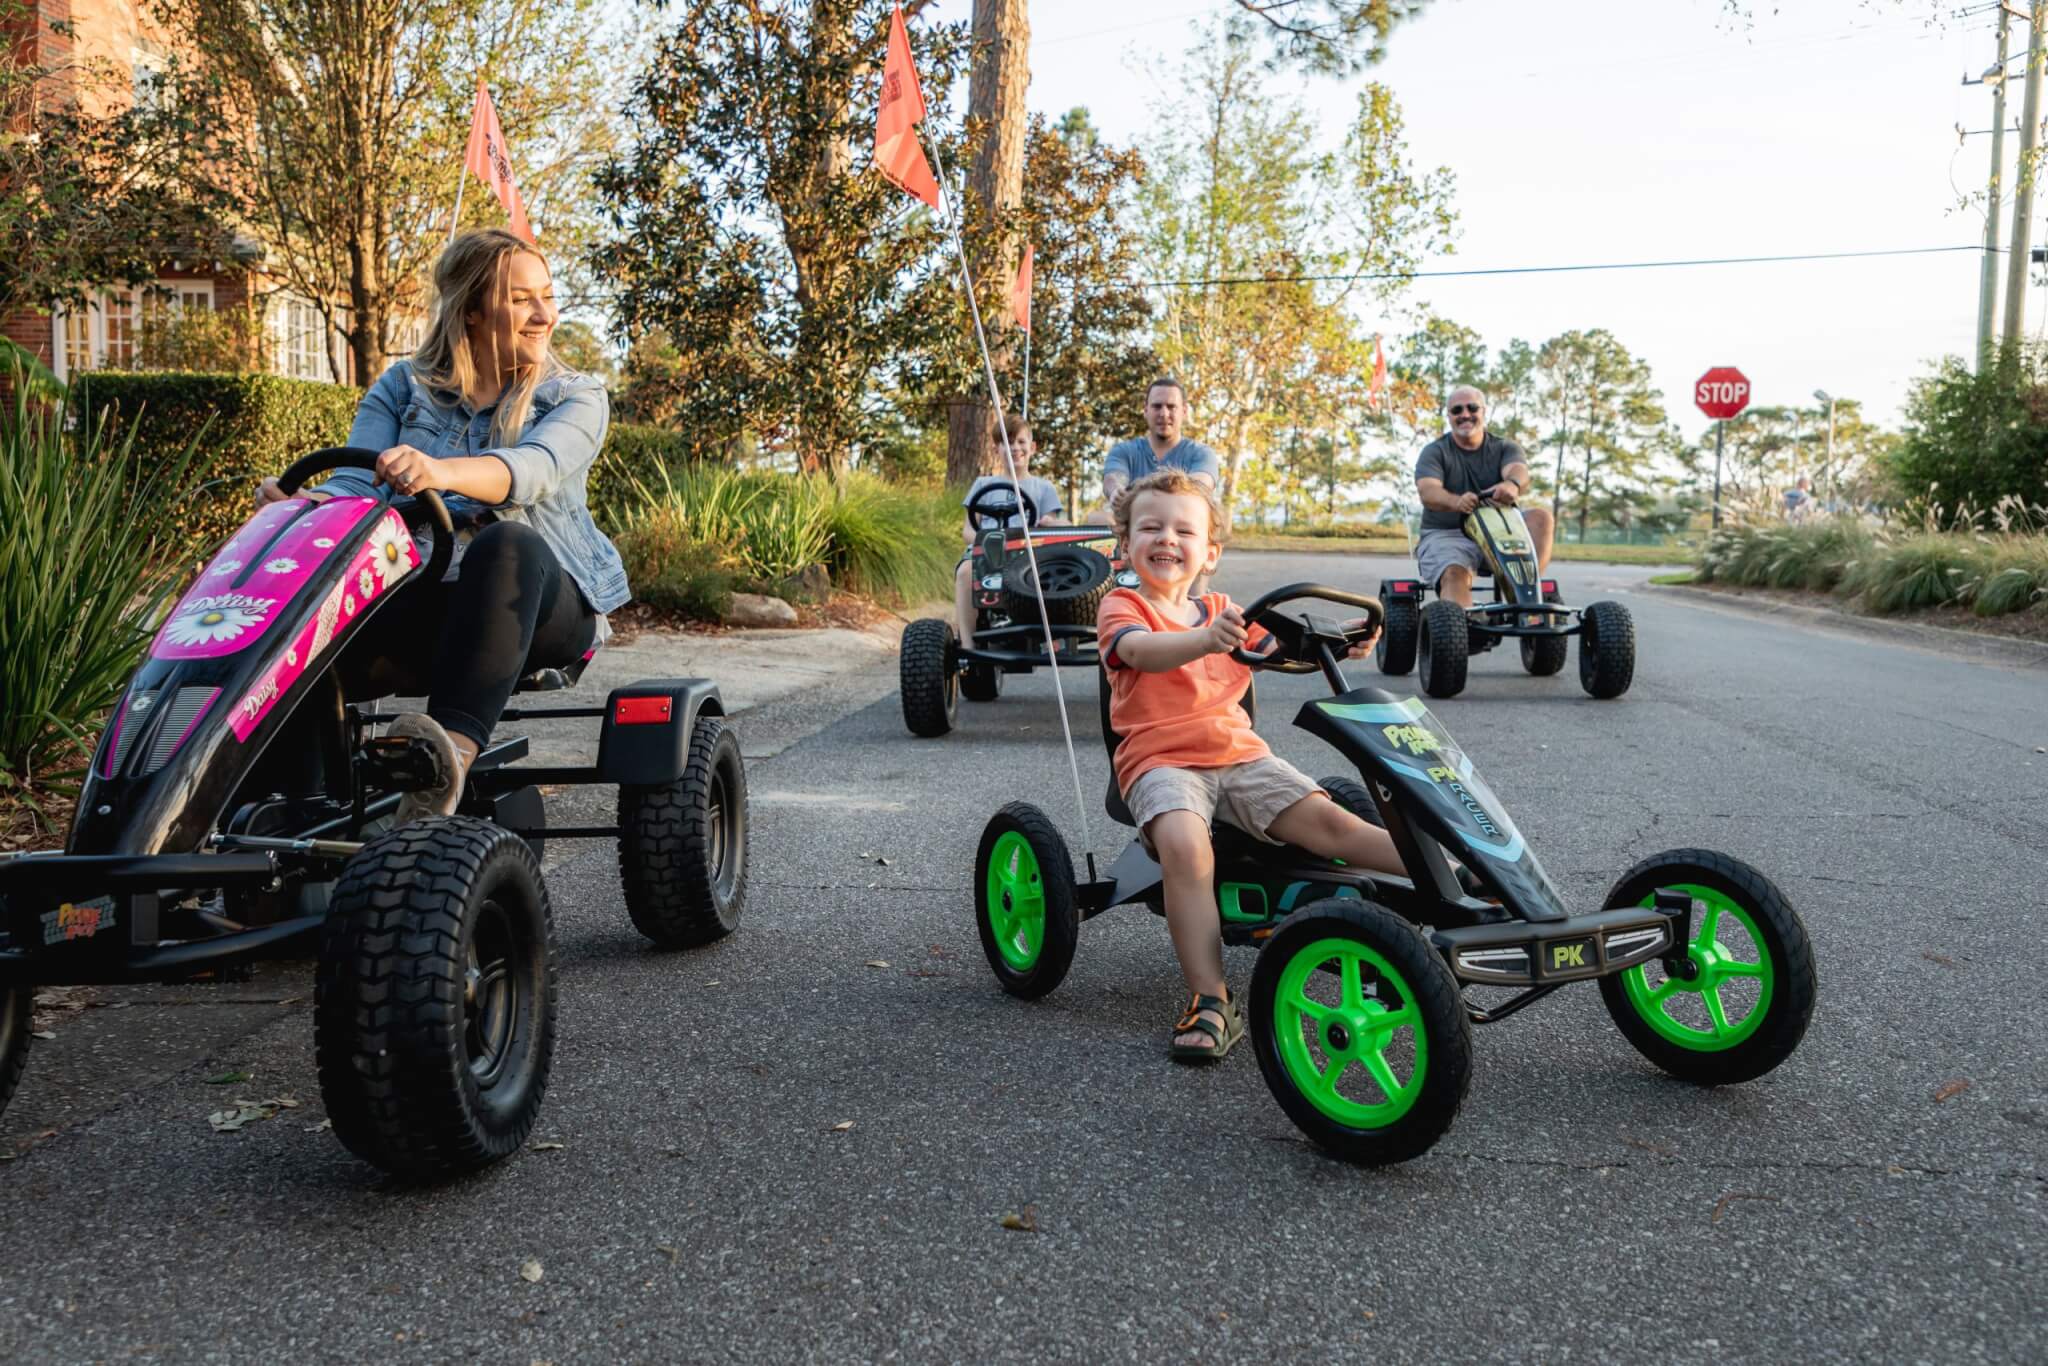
[1099,469,1409,1062]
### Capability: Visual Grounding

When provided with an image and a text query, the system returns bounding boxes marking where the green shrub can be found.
[1888,347,2048,514]
[1971,534,2048,616]
[0,378,200,817]
[74,370,358,553]
[590,421,703,529]
[615,509,740,620]
[822,477,955,603]
[1843,534,1985,614]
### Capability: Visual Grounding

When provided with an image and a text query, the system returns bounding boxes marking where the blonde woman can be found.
[255,227,628,821]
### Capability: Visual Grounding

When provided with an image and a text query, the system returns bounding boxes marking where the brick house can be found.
[3,0,368,385]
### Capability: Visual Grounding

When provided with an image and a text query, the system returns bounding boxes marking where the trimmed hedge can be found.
[75,371,359,553]
[76,371,700,550]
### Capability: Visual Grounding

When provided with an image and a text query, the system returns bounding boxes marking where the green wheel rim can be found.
[985,831,1045,972]
[1621,884,1774,1051]
[1272,936,1428,1129]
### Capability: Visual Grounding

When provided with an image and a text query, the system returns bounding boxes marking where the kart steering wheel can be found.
[964,479,1040,532]
[1230,581,1386,675]
[276,446,456,586]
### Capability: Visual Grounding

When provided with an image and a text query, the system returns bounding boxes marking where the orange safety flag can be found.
[464,79,534,244]
[874,5,940,208]
[1369,333,1388,411]
[1011,243,1033,334]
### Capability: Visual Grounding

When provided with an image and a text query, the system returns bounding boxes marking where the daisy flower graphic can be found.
[164,597,269,647]
[358,567,375,598]
[264,557,300,575]
[208,558,243,577]
[313,538,335,549]
[344,595,356,616]
[364,517,411,586]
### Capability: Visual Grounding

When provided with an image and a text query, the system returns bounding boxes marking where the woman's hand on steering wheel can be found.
[254,476,329,509]
[373,445,445,497]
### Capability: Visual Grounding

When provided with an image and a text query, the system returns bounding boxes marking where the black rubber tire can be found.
[1249,899,1472,1165]
[1596,849,1815,1085]
[975,802,1081,1000]
[1002,545,1113,627]
[900,618,959,736]
[0,985,30,1123]
[1318,776,1386,828]
[1579,600,1636,699]
[1376,597,1419,675]
[1417,599,1469,699]
[314,817,556,1178]
[618,714,749,949]
[961,659,1003,702]
[1521,632,1568,676]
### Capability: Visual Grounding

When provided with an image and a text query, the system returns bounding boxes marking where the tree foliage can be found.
[1140,23,1455,506]
[156,0,629,385]
[1230,0,1434,74]
[1887,347,2048,517]
[0,2,221,328]
[593,0,969,476]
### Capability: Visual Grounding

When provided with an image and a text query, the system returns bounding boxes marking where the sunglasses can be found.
[1448,403,1484,416]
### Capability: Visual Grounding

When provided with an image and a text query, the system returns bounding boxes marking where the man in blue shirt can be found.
[1100,377,1222,511]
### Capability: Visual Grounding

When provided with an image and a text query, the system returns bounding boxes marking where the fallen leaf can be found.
[262,1096,300,1109]
[830,1120,854,1132]
[1362,1310,1376,1320]
[705,980,721,987]
[1921,951,1955,968]
[531,1141,566,1152]
[519,1259,544,1284]
[865,960,890,969]
[875,856,891,867]
[204,1071,251,1085]
[31,1031,54,1041]
[658,1245,678,1264]
[1934,1080,1971,1103]
[998,1204,1039,1233]
[305,1119,332,1133]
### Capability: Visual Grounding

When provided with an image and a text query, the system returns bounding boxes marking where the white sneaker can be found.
[388,712,466,824]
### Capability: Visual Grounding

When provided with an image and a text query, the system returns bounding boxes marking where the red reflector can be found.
[1392,581,1417,592]
[1541,579,1558,594]
[614,696,673,725]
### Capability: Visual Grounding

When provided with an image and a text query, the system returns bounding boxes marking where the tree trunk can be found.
[942,0,1030,487]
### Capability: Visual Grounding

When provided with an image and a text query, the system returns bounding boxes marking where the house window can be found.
[53,282,210,377]
[274,294,328,380]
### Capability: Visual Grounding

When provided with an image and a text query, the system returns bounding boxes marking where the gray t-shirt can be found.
[964,474,1063,530]
[1103,436,1222,488]
[1414,433,1527,530]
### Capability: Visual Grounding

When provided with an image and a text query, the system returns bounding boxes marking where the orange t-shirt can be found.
[1099,588,1270,794]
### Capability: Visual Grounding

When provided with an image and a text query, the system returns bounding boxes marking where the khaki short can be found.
[1126,756,1323,844]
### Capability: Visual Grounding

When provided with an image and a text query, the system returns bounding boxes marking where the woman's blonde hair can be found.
[1110,468,1228,548]
[411,228,564,446]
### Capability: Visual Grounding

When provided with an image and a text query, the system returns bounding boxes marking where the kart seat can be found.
[1096,663,1256,829]
[514,642,600,694]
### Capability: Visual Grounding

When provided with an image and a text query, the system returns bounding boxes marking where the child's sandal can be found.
[1169,991,1244,1063]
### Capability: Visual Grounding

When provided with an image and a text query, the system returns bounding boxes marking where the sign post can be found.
[1695,366,1752,528]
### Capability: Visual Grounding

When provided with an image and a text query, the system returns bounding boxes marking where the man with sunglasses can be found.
[1411,384,1554,606]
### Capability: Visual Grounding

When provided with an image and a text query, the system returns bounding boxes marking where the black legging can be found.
[341,521,597,749]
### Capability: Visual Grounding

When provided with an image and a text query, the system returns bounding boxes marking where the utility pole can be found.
[2003,1,2047,353]
[1977,5,2014,366]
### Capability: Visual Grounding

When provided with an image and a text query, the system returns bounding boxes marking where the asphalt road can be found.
[3,551,2043,1363]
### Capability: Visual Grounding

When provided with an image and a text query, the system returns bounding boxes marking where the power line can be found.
[1137,244,1994,289]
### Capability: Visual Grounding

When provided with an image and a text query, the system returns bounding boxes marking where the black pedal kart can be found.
[974,583,1814,1165]
[900,478,1132,736]
[0,447,750,1179]
[1376,504,1635,699]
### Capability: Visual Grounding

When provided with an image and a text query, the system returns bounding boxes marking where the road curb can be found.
[1650,582,2048,670]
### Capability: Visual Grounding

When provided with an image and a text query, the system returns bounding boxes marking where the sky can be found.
[921,0,2015,445]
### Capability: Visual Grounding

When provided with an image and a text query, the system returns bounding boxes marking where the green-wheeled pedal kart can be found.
[1376,503,1636,700]
[974,583,1815,1165]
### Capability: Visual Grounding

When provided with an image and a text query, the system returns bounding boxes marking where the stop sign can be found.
[1695,366,1751,421]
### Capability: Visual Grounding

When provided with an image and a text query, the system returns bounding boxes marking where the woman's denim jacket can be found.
[322,360,631,614]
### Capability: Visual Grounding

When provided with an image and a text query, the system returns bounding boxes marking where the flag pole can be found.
[923,132,1090,851]
[1021,311,1031,422]
[448,173,467,245]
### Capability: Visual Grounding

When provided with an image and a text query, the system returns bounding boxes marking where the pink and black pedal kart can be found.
[0,448,748,1178]
[900,478,1132,736]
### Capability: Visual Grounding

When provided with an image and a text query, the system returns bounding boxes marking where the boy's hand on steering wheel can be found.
[1343,617,1381,659]
[1205,605,1250,655]
[374,445,444,497]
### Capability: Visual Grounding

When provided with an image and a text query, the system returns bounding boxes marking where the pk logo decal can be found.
[1551,943,1586,969]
